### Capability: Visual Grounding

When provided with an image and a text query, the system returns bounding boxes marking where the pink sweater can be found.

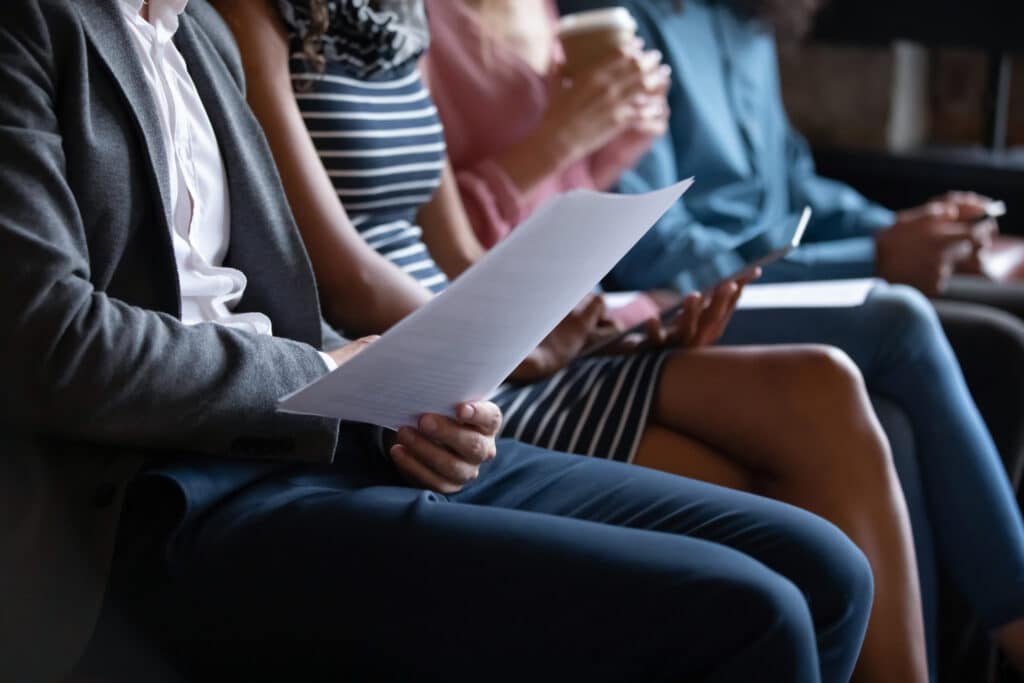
[425,0,660,327]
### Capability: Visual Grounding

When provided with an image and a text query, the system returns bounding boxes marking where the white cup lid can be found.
[557,7,637,37]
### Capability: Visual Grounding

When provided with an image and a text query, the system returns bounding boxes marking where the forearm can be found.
[418,161,487,278]
[321,248,432,335]
[494,127,572,200]
[4,281,338,460]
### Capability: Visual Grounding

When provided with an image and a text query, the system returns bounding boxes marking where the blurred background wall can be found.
[776,0,1024,233]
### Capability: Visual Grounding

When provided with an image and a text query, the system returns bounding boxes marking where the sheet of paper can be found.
[736,278,881,310]
[279,179,694,427]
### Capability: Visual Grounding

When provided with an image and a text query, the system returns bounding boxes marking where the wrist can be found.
[497,125,575,197]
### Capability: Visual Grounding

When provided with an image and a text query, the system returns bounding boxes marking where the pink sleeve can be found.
[605,293,661,329]
[453,160,528,249]
[587,131,659,192]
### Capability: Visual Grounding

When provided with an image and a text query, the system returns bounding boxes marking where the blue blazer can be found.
[559,0,896,291]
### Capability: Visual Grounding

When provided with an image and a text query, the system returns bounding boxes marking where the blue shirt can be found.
[558,0,896,291]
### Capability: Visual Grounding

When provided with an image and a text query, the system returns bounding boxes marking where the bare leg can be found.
[633,424,752,491]
[633,344,928,683]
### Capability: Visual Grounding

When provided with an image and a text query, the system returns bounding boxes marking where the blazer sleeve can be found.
[0,4,339,462]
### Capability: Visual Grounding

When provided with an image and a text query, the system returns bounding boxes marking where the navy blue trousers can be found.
[102,437,872,683]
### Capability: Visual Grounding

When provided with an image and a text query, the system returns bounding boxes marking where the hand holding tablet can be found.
[583,207,813,356]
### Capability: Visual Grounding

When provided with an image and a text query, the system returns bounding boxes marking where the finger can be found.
[716,278,746,337]
[643,316,668,350]
[397,427,480,483]
[328,335,380,367]
[591,49,651,95]
[944,238,974,263]
[695,282,737,347]
[580,295,606,328]
[971,219,997,248]
[419,414,495,465]
[613,329,650,354]
[456,401,503,438]
[900,201,959,225]
[586,46,645,81]
[668,293,701,348]
[736,266,762,286]
[933,260,955,295]
[941,191,993,219]
[926,224,976,250]
[390,445,464,494]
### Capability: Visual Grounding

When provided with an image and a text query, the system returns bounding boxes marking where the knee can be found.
[724,531,873,674]
[723,569,820,670]
[786,344,869,413]
[787,345,898,478]
[791,517,876,645]
[867,284,946,352]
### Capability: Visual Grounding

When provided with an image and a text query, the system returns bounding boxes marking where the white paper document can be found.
[279,179,695,427]
[737,278,881,310]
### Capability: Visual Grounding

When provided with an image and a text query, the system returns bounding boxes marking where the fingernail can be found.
[390,444,404,459]
[459,404,475,421]
[420,415,437,434]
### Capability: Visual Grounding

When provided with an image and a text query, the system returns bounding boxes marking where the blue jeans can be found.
[106,439,872,683]
[721,283,1024,665]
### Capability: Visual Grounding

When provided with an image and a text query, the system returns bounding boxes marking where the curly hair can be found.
[675,0,825,40]
[301,0,332,71]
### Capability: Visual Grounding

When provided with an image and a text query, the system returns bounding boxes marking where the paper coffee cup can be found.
[557,7,637,77]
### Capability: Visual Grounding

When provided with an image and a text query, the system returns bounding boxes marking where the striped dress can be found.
[282,0,668,462]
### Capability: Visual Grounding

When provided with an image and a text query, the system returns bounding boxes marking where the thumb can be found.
[582,295,607,328]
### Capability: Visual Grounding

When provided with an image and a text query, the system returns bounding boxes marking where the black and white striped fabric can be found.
[284,0,667,462]
[291,57,450,292]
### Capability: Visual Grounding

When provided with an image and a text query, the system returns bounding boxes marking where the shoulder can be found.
[0,0,81,50]
[0,0,87,99]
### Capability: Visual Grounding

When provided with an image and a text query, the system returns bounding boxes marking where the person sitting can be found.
[421,0,1024,679]
[214,0,942,680]
[0,1,878,682]
[556,0,1024,671]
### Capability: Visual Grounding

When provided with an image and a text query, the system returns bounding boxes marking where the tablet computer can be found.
[583,206,813,357]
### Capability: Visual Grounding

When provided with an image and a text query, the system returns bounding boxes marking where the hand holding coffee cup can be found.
[536,7,670,163]
[494,6,670,195]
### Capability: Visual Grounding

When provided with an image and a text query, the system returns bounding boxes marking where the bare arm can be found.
[413,65,486,279]
[215,0,431,336]
[417,159,487,279]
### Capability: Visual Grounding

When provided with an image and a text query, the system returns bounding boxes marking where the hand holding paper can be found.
[279,179,695,428]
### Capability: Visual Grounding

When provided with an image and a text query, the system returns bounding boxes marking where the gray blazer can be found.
[0,1,350,680]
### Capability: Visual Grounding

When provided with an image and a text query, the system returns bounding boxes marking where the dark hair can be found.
[675,0,825,40]
[301,0,331,72]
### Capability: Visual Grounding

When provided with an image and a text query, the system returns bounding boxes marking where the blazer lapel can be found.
[75,0,175,247]
[174,13,325,348]
[75,0,182,315]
